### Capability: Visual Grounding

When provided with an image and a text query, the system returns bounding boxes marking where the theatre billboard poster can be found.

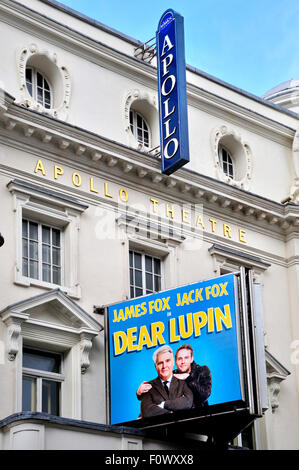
[105,273,252,426]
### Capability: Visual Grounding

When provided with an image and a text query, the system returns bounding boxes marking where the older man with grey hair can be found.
[139,345,193,418]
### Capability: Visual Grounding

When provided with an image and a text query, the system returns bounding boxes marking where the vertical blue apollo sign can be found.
[156,9,190,175]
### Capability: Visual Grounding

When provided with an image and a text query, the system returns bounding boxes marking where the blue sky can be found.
[58,0,299,97]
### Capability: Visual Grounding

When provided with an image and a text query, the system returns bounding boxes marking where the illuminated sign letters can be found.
[156,9,190,175]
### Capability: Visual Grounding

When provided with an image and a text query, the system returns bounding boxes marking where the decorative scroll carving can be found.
[268,376,282,412]
[2,312,28,361]
[80,335,93,374]
[266,349,290,413]
[7,322,22,361]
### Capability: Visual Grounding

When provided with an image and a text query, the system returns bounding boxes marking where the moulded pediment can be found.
[25,300,84,329]
[0,288,103,336]
[265,349,290,413]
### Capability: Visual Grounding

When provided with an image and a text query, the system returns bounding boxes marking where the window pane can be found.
[22,377,36,411]
[129,251,133,267]
[134,253,142,269]
[23,349,61,373]
[44,79,50,92]
[154,275,161,292]
[29,240,38,260]
[22,219,28,237]
[130,286,135,298]
[42,263,51,283]
[29,222,38,240]
[135,288,143,297]
[42,380,59,415]
[26,69,33,96]
[146,272,153,291]
[137,128,143,142]
[42,244,51,264]
[134,269,142,288]
[137,113,142,128]
[130,268,134,284]
[22,238,28,257]
[37,72,43,87]
[52,229,60,247]
[154,258,161,275]
[22,258,28,277]
[29,260,39,279]
[26,68,32,82]
[52,266,61,285]
[37,87,43,104]
[144,131,149,146]
[42,226,51,244]
[145,255,152,273]
[52,247,60,266]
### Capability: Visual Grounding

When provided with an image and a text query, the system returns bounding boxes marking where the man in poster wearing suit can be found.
[140,345,193,418]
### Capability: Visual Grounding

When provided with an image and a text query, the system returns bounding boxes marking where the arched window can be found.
[129,109,150,148]
[26,67,52,109]
[219,146,234,179]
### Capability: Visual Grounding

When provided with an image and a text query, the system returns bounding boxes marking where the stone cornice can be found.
[0,94,298,235]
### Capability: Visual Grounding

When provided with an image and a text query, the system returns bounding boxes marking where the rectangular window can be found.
[22,348,64,416]
[22,219,62,285]
[129,250,162,298]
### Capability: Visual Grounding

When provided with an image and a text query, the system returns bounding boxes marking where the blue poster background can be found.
[107,273,242,425]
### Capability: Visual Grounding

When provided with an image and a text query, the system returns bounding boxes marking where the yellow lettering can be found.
[196,215,205,229]
[215,304,232,331]
[140,302,147,315]
[150,198,159,213]
[205,285,212,300]
[180,292,189,306]
[113,331,127,355]
[119,188,128,202]
[124,305,135,320]
[223,224,232,238]
[211,284,220,297]
[239,228,246,243]
[193,312,207,336]
[207,307,214,332]
[72,172,82,187]
[151,322,166,347]
[166,203,174,219]
[118,309,125,322]
[188,290,195,303]
[104,182,113,198]
[34,159,46,176]
[209,218,217,232]
[127,327,138,352]
[169,318,180,342]
[182,209,190,223]
[54,165,64,180]
[196,288,203,301]
[113,309,118,323]
[138,325,153,350]
[90,177,99,193]
[179,313,193,339]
